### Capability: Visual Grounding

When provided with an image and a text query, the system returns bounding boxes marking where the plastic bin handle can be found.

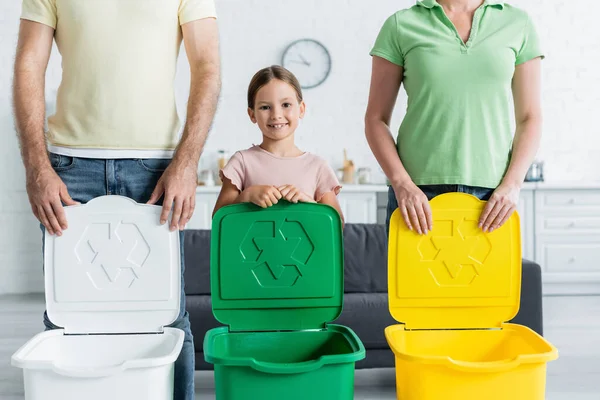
[52,362,126,378]
[251,359,326,374]
[448,357,522,373]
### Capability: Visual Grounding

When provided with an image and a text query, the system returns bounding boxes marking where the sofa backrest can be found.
[341,224,388,293]
[183,229,212,295]
[183,223,389,296]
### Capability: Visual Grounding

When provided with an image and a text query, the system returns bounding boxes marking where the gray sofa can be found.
[183,223,544,370]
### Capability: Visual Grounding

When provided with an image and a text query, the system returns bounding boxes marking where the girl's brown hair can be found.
[247,65,303,109]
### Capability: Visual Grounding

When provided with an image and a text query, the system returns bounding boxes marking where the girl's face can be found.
[248,79,305,141]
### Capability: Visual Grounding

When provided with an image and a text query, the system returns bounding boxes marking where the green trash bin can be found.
[204,201,366,400]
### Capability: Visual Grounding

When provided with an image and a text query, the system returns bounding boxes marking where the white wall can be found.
[1,0,599,293]
[203,0,600,182]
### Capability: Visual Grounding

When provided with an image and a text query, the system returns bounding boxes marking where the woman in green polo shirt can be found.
[365,0,543,235]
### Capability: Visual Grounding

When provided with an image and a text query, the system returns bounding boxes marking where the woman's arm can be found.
[505,58,543,187]
[318,192,345,226]
[365,56,432,234]
[479,57,542,232]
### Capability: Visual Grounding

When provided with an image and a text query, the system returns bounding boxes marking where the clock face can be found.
[281,39,331,89]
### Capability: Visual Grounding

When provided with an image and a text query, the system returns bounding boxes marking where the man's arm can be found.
[14,20,77,236]
[148,17,221,231]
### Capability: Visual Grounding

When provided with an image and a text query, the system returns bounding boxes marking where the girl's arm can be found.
[318,192,345,227]
[479,57,542,232]
[212,178,241,217]
[212,178,283,217]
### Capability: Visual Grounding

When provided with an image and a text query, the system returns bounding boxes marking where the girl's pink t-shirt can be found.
[220,145,341,201]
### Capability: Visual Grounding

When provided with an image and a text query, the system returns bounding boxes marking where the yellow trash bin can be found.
[385,193,558,400]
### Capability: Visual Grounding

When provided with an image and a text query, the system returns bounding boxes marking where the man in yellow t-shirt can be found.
[14,1,220,398]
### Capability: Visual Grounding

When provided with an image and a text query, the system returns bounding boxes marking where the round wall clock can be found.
[281,39,332,89]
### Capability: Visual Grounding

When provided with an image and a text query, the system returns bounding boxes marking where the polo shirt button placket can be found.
[464,9,483,54]
[463,28,477,54]
[460,33,469,54]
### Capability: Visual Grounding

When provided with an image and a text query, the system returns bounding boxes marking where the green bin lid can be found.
[210,201,344,332]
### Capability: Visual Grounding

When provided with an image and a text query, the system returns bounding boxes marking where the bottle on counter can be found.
[341,149,355,184]
[216,150,229,186]
[217,150,228,170]
[357,167,371,184]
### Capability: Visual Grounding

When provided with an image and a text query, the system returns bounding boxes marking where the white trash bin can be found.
[12,196,185,400]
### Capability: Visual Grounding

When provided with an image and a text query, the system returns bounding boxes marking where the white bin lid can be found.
[44,196,181,334]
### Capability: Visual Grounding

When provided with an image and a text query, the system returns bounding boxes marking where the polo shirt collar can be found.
[417,1,505,9]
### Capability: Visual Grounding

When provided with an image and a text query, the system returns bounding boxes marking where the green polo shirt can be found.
[370,0,543,188]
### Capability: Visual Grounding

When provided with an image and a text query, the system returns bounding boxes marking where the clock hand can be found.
[288,59,309,66]
[298,53,311,67]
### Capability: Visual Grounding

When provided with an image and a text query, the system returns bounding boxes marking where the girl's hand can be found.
[244,185,282,208]
[278,185,315,203]
[392,180,432,235]
[479,182,520,232]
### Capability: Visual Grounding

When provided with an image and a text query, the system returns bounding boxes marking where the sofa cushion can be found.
[186,295,222,352]
[183,230,212,295]
[343,224,389,293]
[334,293,395,349]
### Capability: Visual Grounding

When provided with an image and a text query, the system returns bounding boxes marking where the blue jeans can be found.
[385,184,494,234]
[42,153,195,400]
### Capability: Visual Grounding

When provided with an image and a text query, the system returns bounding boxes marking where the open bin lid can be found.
[211,202,344,332]
[44,196,181,335]
[388,193,522,330]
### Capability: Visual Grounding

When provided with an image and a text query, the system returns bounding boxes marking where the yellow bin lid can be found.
[388,193,522,330]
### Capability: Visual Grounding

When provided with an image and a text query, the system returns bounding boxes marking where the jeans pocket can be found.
[48,153,76,171]
[138,158,171,173]
[469,186,494,201]
[385,186,398,234]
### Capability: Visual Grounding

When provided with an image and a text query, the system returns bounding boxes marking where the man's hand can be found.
[26,166,79,236]
[147,158,198,231]
[241,185,282,208]
[479,182,520,232]
[277,185,314,203]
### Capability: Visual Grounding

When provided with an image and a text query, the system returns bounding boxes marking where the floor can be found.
[1,294,599,399]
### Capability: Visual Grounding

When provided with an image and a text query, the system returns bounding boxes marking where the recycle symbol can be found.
[74,222,151,289]
[239,220,314,288]
[417,218,492,287]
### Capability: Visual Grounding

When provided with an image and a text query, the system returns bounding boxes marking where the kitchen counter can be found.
[525,181,600,190]
[197,184,389,193]
[198,181,600,193]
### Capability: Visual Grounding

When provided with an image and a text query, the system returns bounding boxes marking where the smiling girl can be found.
[213,65,343,221]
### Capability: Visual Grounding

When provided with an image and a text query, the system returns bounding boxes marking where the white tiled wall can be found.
[1,0,599,293]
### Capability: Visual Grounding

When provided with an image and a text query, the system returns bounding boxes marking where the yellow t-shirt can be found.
[21,0,217,158]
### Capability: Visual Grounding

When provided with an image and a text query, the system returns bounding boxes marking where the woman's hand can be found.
[243,185,282,208]
[392,180,432,235]
[479,183,520,232]
[277,185,315,203]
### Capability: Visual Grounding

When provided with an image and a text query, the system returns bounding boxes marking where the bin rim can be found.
[11,327,185,378]
[203,324,365,374]
[384,323,558,373]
